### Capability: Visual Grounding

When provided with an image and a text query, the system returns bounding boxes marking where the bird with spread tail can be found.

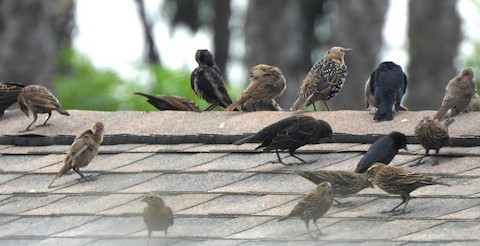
[411,117,454,166]
[134,92,201,112]
[142,191,174,246]
[290,46,350,111]
[0,82,25,117]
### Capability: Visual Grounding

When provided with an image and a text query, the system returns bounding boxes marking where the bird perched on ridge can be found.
[226,64,286,111]
[142,191,174,246]
[0,82,25,117]
[134,92,201,112]
[278,181,333,237]
[17,84,70,131]
[354,131,408,173]
[190,49,234,111]
[48,122,104,188]
[233,115,333,165]
[410,117,454,166]
[295,170,373,207]
[367,163,450,214]
[434,67,477,120]
[365,61,408,121]
[241,99,283,112]
[290,46,350,111]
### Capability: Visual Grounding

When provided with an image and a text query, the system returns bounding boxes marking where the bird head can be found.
[141,191,166,207]
[461,67,474,80]
[195,49,214,66]
[326,46,352,62]
[92,122,105,135]
[389,131,408,151]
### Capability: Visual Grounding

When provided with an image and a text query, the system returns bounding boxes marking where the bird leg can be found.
[147,230,152,246]
[290,153,315,164]
[73,168,94,181]
[382,195,410,215]
[43,111,52,125]
[312,103,317,111]
[409,149,430,167]
[323,100,330,111]
[203,103,219,111]
[304,220,317,239]
[313,221,325,236]
[432,149,440,166]
[24,113,38,131]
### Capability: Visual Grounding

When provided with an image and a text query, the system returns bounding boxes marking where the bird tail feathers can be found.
[290,95,306,111]
[434,106,449,120]
[374,96,394,121]
[57,108,70,116]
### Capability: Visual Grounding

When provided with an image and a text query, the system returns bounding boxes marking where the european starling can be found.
[434,67,477,120]
[0,82,25,117]
[233,115,333,165]
[367,163,450,214]
[48,122,104,188]
[290,46,350,111]
[241,99,283,112]
[295,170,373,207]
[226,64,286,111]
[142,191,174,245]
[190,49,234,111]
[365,62,408,121]
[17,85,70,131]
[134,92,201,112]
[278,181,333,237]
[410,117,454,166]
[466,93,480,111]
[354,131,408,173]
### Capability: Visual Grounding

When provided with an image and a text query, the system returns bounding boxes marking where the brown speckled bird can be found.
[367,163,450,214]
[434,68,477,120]
[17,85,70,131]
[278,181,333,237]
[142,191,174,245]
[48,122,104,188]
[134,92,201,112]
[226,64,286,111]
[0,82,25,117]
[290,46,350,111]
[240,99,283,112]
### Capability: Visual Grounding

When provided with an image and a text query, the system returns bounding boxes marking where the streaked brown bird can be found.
[278,181,333,237]
[226,64,286,111]
[411,117,454,166]
[290,46,350,111]
[134,92,201,112]
[434,67,477,120]
[295,170,373,207]
[0,82,25,117]
[17,85,70,131]
[367,163,450,214]
[240,99,283,112]
[48,122,104,188]
[142,191,174,245]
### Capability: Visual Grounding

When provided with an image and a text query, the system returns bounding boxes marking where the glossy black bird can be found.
[0,82,25,117]
[241,99,283,112]
[190,49,234,111]
[354,131,408,173]
[234,115,333,165]
[134,92,201,112]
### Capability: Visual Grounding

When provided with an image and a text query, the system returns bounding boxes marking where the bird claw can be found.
[76,175,95,182]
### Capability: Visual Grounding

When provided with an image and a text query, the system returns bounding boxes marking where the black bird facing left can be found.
[0,82,25,117]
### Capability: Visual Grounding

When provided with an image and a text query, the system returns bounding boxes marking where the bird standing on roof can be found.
[142,191,174,246]
[134,92,201,112]
[0,82,25,117]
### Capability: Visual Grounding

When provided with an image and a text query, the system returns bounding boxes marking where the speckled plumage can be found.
[411,117,453,166]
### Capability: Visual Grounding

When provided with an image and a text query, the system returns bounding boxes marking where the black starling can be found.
[0,82,25,117]
[134,92,201,112]
[142,191,174,246]
[290,46,350,111]
[354,131,408,173]
[240,99,283,112]
[234,115,333,165]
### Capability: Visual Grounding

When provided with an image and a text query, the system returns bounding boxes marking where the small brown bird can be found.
[434,67,477,120]
[226,64,286,111]
[0,82,25,117]
[411,117,454,166]
[134,92,201,112]
[290,46,350,111]
[17,85,70,131]
[367,163,450,214]
[240,99,283,112]
[466,93,480,111]
[278,181,333,237]
[295,170,373,207]
[142,191,174,245]
[48,122,104,188]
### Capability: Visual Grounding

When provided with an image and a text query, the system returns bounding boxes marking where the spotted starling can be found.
[234,115,333,165]
[142,191,174,245]
[0,82,25,117]
[240,99,283,112]
[134,92,201,112]
[434,67,477,120]
[17,85,70,131]
[290,46,350,111]
[367,163,450,214]
[226,64,286,111]
[48,122,104,188]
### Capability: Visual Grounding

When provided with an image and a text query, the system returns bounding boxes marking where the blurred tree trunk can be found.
[212,0,231,79]
[407,0,461,110]
[135,0,161,65]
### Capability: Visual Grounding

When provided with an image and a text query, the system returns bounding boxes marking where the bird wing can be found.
[356,137,393,172]
[23,86,61,110]
[256,115,315,148]
[376,165,423,185]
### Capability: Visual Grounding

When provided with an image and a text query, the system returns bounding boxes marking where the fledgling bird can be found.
[278,181,333,237]
[367,163,450,214]
[0,82,25,117]
[434,67,477,120]
[142,191,174,246]
[190,49,234,111]
[240,99,283,112]
[411,117,454,166]
[290,46,350,111]
[354,131,408,173]
[48,122,104,188]
[233,115,333,165]
[226,64,286,111]
[134,92,201,112]
[17,85,70,131]
[295,170,373,207]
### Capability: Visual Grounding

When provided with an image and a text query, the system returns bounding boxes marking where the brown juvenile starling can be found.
[295,170,373,207]
[142,191,174,245]
[434,67,477,120]
[233,115,333,165]
[190,49,234,111]
[226,64,286,111]
[134,92,201,112]
[48,122,104,188]
[290,46,350,111]
[17,85,70,131]
[367,163,450,214]
[240,99,283,112]
[0,82,25,117]
[410,117,454,166]
[278,181,333,237]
